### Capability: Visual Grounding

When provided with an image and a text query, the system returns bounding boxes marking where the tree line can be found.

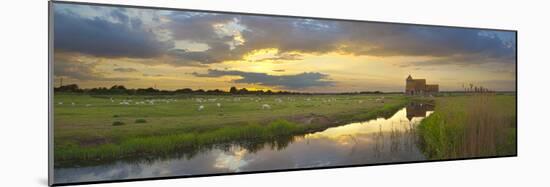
[54,84,387,95]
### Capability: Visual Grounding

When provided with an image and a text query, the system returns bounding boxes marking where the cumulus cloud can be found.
[192,69,335,89]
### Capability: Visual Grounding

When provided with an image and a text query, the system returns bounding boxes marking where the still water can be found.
[55,104,433,183]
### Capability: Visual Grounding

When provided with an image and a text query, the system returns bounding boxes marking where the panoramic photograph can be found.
[51,3,517,184]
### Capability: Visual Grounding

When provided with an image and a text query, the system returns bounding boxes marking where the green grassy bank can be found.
[54,94,409,166]
[417,94,517,159]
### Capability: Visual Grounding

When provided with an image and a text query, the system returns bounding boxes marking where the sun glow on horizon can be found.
[52,3,516,92]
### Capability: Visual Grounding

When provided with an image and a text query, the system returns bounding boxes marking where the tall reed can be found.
[418,94,516,159]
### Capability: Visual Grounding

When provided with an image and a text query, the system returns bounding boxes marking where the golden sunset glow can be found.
[53,3,516,92]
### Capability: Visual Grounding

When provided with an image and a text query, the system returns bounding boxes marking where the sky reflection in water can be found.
[55,106,433,183]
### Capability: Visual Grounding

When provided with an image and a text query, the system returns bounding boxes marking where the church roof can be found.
[406,75,413,80]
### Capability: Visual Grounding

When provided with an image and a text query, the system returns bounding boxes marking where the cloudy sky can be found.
[52,3,516,92]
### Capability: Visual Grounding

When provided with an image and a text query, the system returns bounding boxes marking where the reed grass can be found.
[418,94,516,159]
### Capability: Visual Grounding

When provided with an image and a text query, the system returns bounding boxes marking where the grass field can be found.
[53,94,409,166]
[417,94,517,159]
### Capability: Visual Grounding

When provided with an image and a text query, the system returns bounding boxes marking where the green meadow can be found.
[54,93,517,166]
[53,94,408,166]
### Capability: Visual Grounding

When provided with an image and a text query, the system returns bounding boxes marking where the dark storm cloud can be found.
[337,24,510,57]
[165,12,243,65]
[168,12,235,43]
[192,69,335,89]
[166,13,515,66]
[235,16,342,54]
[164,14,343,64]
[54,5,516,67]
[53,9,173,58]
[109,9,129,23]
[113,67,138,72]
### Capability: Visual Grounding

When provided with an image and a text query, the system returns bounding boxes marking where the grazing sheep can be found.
[85,104,91,107]
[110,97,114,103]
[198,105,205,111]
[71,102,75,106]
[58,102,63,105]
[216,103,221,107]
[262,104,271,110]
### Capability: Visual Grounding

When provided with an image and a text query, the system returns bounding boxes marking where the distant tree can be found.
[56,84,80,92]
[238,88,249,94]
[110,85,126,90]
[109,85,127,94]
[175,88,193,93]
[136,87,159,95]
[206,89,224,94]
[88,87,109,94]
[229,86,238,94]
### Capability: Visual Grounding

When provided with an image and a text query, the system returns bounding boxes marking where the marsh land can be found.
[53,92,516,183]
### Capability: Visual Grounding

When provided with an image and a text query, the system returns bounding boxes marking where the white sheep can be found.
[198,105,205,111]
[216,103,221,107]
[262,104,271,110]
[71,102,75,106]
[58,102,63,105]
[85,104,92,107]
